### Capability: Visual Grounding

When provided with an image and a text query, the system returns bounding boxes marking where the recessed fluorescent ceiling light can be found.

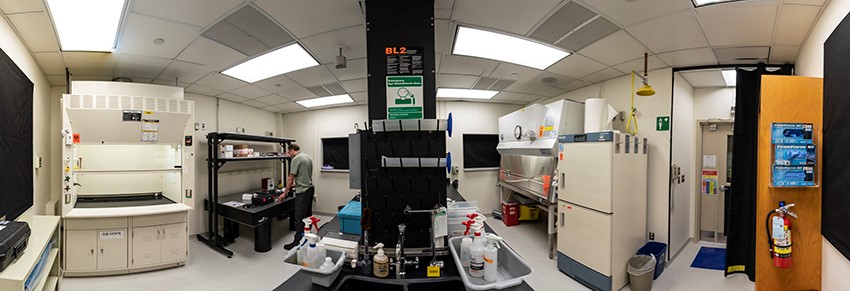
[46,0,127,51]
[296,94,354,108]
[452,26,569,70]
[437,88,499,99]
[692,0,742,7]
[722,69,737,87]
[222,43,319,83]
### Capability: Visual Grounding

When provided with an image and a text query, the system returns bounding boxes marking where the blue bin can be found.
[636,242,667,280]
[338,201,361,235]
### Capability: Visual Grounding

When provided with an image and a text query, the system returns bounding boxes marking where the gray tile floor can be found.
[61,215,754,291]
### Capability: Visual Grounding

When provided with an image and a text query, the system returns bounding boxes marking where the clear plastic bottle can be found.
[315,241,327,268]
[304,233,320,268]
[469,230,485,278]
[319,257,334,272]
[484,234,503,282]
[460,236,473,268]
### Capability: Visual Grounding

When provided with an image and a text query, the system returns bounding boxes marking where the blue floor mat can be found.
[690,247,726,270]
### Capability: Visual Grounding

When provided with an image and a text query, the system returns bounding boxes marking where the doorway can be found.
[697,121,733,243]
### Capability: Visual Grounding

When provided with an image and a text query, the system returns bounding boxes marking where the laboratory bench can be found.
[202,192,296,253]
[273,185,534,291]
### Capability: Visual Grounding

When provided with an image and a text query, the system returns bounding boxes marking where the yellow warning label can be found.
[427,265,440,277]
[727,265,745,272]
[143,111,154,115]
[544,126,554,131]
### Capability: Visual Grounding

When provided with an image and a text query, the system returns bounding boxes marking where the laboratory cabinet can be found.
[131,212,187,267]
[65,229,128,271]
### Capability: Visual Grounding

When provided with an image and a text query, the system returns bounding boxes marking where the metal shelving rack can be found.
[197,132,295,257]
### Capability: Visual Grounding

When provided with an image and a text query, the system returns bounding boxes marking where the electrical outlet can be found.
[265,131,274,136]
[236,127,246,133]
[649,232,655,240]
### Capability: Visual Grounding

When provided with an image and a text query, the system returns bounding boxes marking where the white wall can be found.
[279,102,520,215]
[795,1,850,290]
[671,73,695,257]
[545,68,673,245]
[438,102,522,213]
[0,15,53,218]
[693,88,735,121]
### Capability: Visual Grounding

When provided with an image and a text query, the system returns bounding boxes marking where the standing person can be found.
[280,143,314,250]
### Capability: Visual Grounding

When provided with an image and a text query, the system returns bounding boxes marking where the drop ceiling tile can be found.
[557,79,591,91]
[658,47,718,68]
[185,84,223,96]
[242,99,271,109]
[328,58,367,81]
[341,78,367,93]
[63,52,117,75]
[177,37,247,71]
[7,12,59,52]
[581,0,692,26]
[612,55,668,74]
[231,85,271,99]
[578,30,645,66]
[46,75,66,86]
[253,75,303,93]
[679,70,726,88]
[254,94,289,105]
[530,1,597,43]
[194,72,247,91]
[254,0,363,38]
[437,74,480,88]
[435,54,443,72]
[278,87,319,101]
[784,0,826,5]
[696,4,777,46]
[350,92,368,101]
[555,17,620,52]
[435,20,453,54]
[774,5,820,46]
[770,45,799,63]
[435,8,452,20]
[156,60,209,84]
[33,52,64,75]
[581,68,625,83]
[132,0,243,28]
[275,102,303,111]
[286,66,337,87]
[451,0,561,35]
[713,46,770,63]
[492,91,539,103]
[118,13,202,59]
[546,54,607,79]
[217,92,249,103]
[151,79,190,87]
[626,10,707,53]
[489,63,543,83]
[440,55,499,76]
[71,75,114,81]
[300,25,366,64]
[114,54,171,79]
[0,0,43,13]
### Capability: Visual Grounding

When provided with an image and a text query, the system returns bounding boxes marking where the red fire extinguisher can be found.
[765,201,797,268]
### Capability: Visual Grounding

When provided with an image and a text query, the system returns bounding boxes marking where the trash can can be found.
[627,254,656,291]
[637,242,667,279]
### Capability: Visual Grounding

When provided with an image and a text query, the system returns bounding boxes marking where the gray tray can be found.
[448,236,533,290]
[283,247,346,287]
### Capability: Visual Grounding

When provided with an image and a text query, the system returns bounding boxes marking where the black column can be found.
[365,0,436,121]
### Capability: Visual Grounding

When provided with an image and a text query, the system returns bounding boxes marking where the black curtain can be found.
[0,47,33,221]
[823,12,850,264]
[725,64,792,280]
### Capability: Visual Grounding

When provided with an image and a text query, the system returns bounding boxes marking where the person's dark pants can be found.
[292,186,315,243]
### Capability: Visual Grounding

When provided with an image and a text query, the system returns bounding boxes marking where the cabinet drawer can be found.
[132,211,187,227]
[66,217,128,230]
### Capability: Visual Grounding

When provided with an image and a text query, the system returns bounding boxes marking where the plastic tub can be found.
[448,236,533,290]
[283,247,346,287]
[636,242,667,279]
[338,201,362,235]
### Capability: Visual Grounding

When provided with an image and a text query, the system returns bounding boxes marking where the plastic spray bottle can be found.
[296,220,313,266]
[372,243,389,278]
[484,234,504,282]
[469,230,485,278]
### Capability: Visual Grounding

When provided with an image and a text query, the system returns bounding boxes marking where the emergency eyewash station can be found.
[59,81,194,276]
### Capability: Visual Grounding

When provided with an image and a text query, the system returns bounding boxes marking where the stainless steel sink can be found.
[334,275,466,291]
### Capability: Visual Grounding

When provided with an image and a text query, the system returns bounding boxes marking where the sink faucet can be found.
[395,223,419,278]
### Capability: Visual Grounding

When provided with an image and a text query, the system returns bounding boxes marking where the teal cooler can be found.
[338,201,362,235]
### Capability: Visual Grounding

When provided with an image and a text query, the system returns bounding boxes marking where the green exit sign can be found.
[657,116,670,131]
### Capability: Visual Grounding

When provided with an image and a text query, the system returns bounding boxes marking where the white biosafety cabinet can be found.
[556,131,648,291]
[59,81,194,276]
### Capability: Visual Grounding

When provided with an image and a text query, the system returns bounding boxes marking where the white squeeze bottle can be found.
[460,236,473,268]
[304,233,320,268]
[296,222,313,266]
[469,230,485,278]
[315,240,327,268]
[484,234,503,282]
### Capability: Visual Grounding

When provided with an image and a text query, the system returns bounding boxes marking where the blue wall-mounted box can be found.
[771,123,813,144]
[775,144,816,166]
[772,166,815,187]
